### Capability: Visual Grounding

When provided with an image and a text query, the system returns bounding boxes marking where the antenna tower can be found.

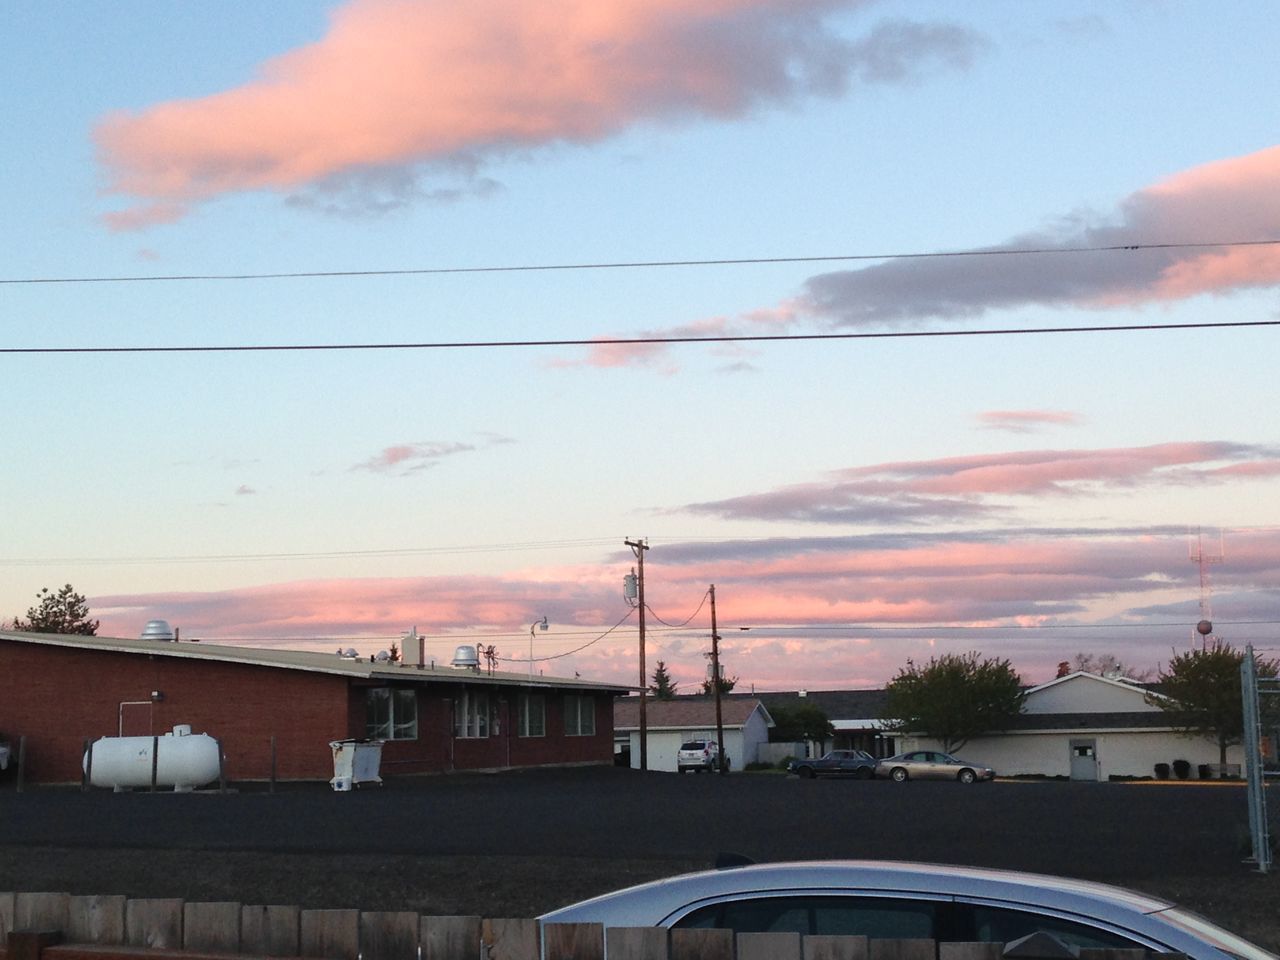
[1189,527,1224,650]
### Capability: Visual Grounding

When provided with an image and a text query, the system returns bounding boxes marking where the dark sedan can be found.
[789,749,878,779]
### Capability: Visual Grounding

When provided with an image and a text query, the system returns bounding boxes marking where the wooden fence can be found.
[0,892,1173,960]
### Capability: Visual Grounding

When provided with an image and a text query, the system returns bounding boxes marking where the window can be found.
[965,905,1142,950]
[675,896,937,938]
[564,695,596,736]
[366,687,418,740]
[454,690,490,738]
[518,694,546,737]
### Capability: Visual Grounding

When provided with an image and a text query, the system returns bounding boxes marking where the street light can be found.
[529,616,548,677]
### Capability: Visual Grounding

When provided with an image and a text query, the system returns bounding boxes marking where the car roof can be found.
[540,860,1172,927]
[540,861,1279,960]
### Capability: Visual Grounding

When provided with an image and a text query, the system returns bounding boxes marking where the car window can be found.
[965,904,1146,950]
[680,741,706,750]
[673,896,937,939]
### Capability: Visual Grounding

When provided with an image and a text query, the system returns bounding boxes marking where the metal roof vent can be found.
[451,644,480,670]
[140,619,176,642]
[374,649,392,663]
[338,647,360,659]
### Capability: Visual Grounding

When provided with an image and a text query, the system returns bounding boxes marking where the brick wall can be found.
[0,641,616,783]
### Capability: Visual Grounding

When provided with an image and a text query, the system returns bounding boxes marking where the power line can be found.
[645,591,710,628]
[4,238,1279,286]
[499,607,637,663]
[3,318,1276,356]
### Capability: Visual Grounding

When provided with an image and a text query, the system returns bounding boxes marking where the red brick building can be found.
[0,630,630,784]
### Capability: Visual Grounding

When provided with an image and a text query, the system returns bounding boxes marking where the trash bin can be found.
[329,739,384,791]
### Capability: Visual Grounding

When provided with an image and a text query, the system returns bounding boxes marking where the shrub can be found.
[1154,762,1171,779]
[1172,759,1191,779]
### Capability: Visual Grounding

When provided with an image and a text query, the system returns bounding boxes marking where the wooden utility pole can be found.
[626,538,650,771]
[710,584,726,774]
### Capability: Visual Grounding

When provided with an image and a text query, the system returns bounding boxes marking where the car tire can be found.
[958,768,976,784]
[855,766,873,780]
[890,767,908,783]
[800,766,816,779]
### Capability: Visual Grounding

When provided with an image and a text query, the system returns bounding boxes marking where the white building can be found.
[899,671,1245,780]
[614,697,773,773]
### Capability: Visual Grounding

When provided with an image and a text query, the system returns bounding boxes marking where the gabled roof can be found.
[1026,670,1163,699]
[614,697,772,731]
[0,629,631,693]
[746,689,890,722]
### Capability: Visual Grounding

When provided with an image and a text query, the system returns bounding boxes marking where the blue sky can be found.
[3,0,1279,690]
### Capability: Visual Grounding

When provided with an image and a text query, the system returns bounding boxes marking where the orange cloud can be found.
[95,0,984,228]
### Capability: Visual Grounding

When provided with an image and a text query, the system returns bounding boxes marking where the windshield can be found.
[1155,907,1278,960]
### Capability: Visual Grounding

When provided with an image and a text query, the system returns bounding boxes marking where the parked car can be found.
[677,739,724,773]
[0,736,9,774]
[538,859,1276,960]
[788,749,877,779]
[877,750,995,783]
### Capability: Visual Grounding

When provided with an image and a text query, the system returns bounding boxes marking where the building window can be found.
[454,690,490,738]
[366,687,418,740]
[518,694,546,737]
[564,694,595,736]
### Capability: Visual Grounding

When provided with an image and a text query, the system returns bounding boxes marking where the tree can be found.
[701,665,738,695]
[883,652,1025,753]
[11,584,99,636]
[1150,641,1280,764]
[768,702,834,742]
[649,661,680,699]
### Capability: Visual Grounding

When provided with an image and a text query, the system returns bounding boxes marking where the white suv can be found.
[677,739,723,773]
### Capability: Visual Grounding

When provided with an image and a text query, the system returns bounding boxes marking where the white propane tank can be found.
[84,725,220,792]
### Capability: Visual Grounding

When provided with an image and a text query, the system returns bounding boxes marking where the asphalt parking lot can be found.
[1,766,1273,881]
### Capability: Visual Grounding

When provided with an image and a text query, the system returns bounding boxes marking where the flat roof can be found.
[0,629,633,693]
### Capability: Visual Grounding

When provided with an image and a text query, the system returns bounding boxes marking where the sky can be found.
[3,0,1280,692]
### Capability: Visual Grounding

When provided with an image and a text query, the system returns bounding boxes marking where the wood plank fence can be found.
[0,891,1176,960]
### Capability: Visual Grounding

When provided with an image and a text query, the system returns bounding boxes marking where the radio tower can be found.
[1189,528,1224,650]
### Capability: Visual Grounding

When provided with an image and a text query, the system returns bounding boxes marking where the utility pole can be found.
[625,538,650,771]
[710,584,726,774]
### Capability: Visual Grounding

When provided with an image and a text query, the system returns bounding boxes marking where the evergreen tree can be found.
[649,660,680,699]
[11,584,99,636]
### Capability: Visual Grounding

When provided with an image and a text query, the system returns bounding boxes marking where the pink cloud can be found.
[556,303,803,371]
[684,441,1278,522]
[977,410,1083,434]
[94,1,985,228]
[86,526,1280,688]
[353,441,476,474]
[804,143,1280,324]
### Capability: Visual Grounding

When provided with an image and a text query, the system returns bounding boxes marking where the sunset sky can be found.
[4,1,1279,692]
